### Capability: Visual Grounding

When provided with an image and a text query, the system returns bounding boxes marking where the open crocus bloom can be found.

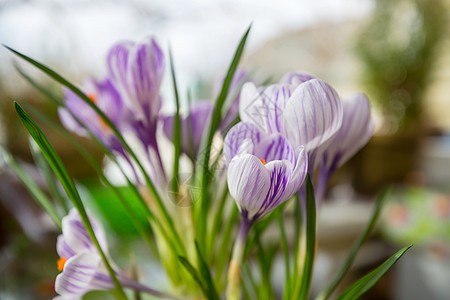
[226,128,308,222]
[55,209,115,298]
[55,209,172,300]
[58,78,125,154]
[239,72,343,166]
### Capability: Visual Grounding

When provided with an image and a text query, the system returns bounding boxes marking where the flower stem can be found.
[226,218,251,300]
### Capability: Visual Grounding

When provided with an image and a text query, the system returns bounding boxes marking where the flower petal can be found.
[163,100,213,160]
[282,79,343,153]
[55,253,113,297]
[256,159,293,218]
[61,209,108,256]
[253,134,295,166]
[239,83,291,133]
[283,146,308,200]
[318,93,373,171]
[107,41,134,92]
[227,154,271,220]
[126,38,164,121]
[223,122,261,162]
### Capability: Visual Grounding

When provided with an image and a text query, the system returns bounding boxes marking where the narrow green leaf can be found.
[169,47,182,196]
[195,242,220,300]
[276,209,291,299]
[2,148,62,229]
[295,175,316,300]
[316,188,390,300]
[197,25,251,250]
[336,245,412,300]
[178,256,210,298]
[29,138,69,214]
[14,102,127,299]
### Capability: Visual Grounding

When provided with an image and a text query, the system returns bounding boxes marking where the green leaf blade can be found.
[336,245,412,300]
[316,188,390,300]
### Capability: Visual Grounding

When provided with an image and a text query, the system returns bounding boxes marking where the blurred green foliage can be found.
[356,0,448,134]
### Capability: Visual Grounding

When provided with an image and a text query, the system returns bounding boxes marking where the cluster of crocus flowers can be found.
[224,72,373,299]
[55,209,177,299]
[59,38,166,186]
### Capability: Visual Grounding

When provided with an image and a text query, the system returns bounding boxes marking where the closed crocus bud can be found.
[224,123,307,222]
[107,38,164,125]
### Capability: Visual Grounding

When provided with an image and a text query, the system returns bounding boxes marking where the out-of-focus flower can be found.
[225,127,307,222]
[107,38,164,151]
[314,93,373,201]
[162,69,250,160]
[163,100,213,160]
[58,78,125,153]
[55,209,174,299]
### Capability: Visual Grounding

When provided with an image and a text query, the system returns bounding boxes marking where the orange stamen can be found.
[57,257,67,271]
[260,159,266,165]
[87,93,97,103]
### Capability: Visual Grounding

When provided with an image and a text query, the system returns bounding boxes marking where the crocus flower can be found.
[55,209,177,299]
[224,123,307,222]
[107,38,164,150]
[224,127,308,300]
[58,78,125,154]
[238,72,343,168]
[314,93,374,202]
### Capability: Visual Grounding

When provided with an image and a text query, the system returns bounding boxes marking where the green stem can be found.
[226,218,251,300]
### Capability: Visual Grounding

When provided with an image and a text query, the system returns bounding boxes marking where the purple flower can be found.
[55,209,175,299]
[162,100,214,160]
[314,93,374,201]
[225,123,308,221]
[58,78,125,153]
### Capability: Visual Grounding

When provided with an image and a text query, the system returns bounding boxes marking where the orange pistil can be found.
[259,159,266,165]
[57,257,67,271]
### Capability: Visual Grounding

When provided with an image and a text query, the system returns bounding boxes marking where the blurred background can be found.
[0,0,449,299]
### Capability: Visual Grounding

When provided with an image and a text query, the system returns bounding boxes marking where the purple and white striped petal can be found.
[107,38,164,123]
[253,134,295,166]
[107,41,134,89]
[57,209,108,259]
[239,83,291,134]
[223,122,261,163]
[282,79,343,153]
[55,252,113,297]
[255,160,292,217]
[227,154,271,220]
[283,146,308,200]
[317,93,373,172]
